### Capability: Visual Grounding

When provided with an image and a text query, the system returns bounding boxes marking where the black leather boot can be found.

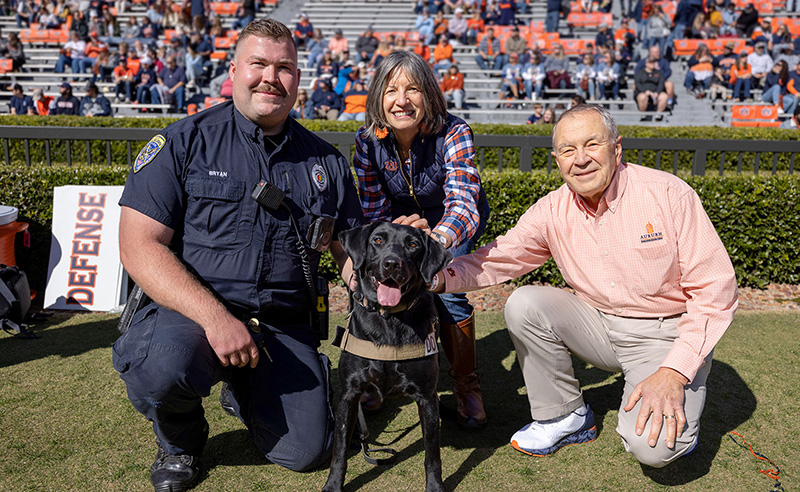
[149,442,201,492]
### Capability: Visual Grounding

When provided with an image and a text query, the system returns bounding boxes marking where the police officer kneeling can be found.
[113,19,364,492]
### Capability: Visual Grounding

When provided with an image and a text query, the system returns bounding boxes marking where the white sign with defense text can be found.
[44,185,126,311]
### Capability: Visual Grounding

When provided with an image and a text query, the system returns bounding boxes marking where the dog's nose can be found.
[382,257,401,273]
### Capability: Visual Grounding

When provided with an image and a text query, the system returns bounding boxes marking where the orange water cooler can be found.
[0,206,28,267]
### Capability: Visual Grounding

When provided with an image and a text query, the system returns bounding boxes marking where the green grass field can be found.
[1,310,797,492]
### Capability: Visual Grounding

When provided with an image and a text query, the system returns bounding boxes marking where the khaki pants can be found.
[504,285,710,467]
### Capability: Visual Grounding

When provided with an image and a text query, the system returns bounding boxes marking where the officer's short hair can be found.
[236,19,295,59]
[552,104,619,149]
[364,50,447,139]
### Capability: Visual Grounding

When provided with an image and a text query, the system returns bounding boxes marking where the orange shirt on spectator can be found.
[113,65,134,80]
[615,27,634,42]
[35,96,54,115]
[729,64,751,85]
[467,18,485,34]
[414,43,431,61]
[440,72,464,92]
[433,43,454,63]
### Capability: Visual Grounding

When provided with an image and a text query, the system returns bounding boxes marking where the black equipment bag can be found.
[0,264,38,338]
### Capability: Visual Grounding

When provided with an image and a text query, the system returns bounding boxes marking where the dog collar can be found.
[354,291,418,317]
[336,316,439,361]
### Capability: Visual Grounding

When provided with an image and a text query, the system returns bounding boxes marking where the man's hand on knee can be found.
[623,367,689,450]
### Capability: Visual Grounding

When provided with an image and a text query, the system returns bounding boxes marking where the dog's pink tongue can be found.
[377,283,402,307]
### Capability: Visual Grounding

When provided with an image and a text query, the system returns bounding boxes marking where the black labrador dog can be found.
[322,221,452,492]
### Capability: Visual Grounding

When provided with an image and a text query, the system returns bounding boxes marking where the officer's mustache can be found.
[253,84,286,97]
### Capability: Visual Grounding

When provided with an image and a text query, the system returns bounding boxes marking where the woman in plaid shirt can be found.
[352,50,490,429]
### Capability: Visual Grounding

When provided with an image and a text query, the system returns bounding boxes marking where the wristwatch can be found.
[432,231,448,247]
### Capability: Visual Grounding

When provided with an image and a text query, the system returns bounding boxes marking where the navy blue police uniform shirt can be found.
[120,100,364,316]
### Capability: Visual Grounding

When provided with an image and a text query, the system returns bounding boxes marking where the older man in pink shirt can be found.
[430,105,738,468]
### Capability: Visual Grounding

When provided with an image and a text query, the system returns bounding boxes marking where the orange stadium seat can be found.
[0,59,13,73]
[214,36,236,49]
[731,104,782,127]
[529,20,544,33]
[560,38,595,56]
[210,2,239,15]
[566,12,612,28]
[204,97,227,110]
[673,38,700,57]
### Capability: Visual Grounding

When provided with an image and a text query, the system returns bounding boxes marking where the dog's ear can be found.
[338,222,381,271]
[420,231,453,285]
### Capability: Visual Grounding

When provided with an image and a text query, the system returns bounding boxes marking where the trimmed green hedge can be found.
[3,117,799,174]
[2,165,797,304]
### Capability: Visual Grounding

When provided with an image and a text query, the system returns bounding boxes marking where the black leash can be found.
[356,404,398,466]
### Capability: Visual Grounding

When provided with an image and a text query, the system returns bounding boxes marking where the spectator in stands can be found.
[150,55,186,112]
[449,8,468,44]
[6,32,25,72]
[748,41,773,89]
[544,43,571,91]
[145,2,165,32]
[316,49,339,81]
[729,52,752,102]
[689,12,713,39]
[334,60,360,94]
[166,37,186,67]
[184,43,203,88]
[706,3,723,37]
[752,17,772,47]
[735,3,758,37]
[32,89,53,115]
[683,43,714,97]
[306,29,327,69]
[87,10,103,37]
[783,60,800,115]
[522,52,546,100]
[53,82,80,115]
[505,26,528,65]
[715,41,738,75]
[545,0,561,33]
[707,65,729,103]
[541,105,556,123]
[483,0,501,25]
[761,60,789,112]
[140,16,159,43]
[189,31,213,82]
[568,93,586,109]
[433,35,455,71]
[79,82,112,116]
[779,105,800,129]
[475,27,503,71]
[122,17,142,44]
[40,5,64,29]
[56,31,85,74]
[433,9,449,39]
[134,57,157,104]
[466,10,484,45]
[91,50,114,82]
[338,79,369,121]
[441,63,465,109]
[232,0,256,31]
[719,3,738,36]
[635,44,674,108]
[9,84,35,115]
[771,23,793,59]
[775,44,799,73]
[499,52,524,103]
[72,10,92,41]
[526,102,544,123]
[635,57,669,117]
[393,36,411,52]
[596,23,614,52]
[369,39,391,68]
[78,31,108,73]
[497,0,516,26]
[416,7,436,46]
[647,4,670,54]
[443,0,467,14]
[294,13,313,48]
[633,0,654,45]
[101,7,119,39]
[597,51,621,100]
[310,78,342,120]
[113,57,135,102]
[355,26,379,64]
[290,88,310,120]
[15,0,33,28]
[329,29,349,62]
[575,53,598,101]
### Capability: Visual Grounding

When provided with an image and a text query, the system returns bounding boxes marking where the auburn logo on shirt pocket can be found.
[639,221,664,244]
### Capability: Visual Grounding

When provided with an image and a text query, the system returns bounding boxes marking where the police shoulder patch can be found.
[134,134,166,173]
[312,163,328,192]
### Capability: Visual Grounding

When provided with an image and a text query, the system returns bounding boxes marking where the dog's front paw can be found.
[321,478,343,492]
[425,482,445,492]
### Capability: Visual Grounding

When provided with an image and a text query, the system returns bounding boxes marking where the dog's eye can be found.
[372,236,383,245]
[408,240,418,248]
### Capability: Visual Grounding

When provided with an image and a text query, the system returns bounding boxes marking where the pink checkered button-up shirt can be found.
[443,162,738,382]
